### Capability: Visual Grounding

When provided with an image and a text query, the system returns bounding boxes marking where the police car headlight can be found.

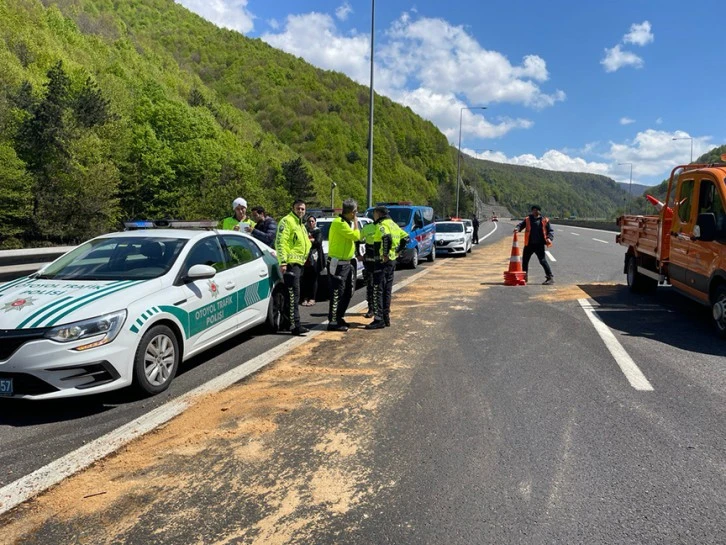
[45,310,127,350]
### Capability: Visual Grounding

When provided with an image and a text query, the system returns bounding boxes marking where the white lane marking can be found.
[479,221,498,241]
[0,266,437,515]
[578,299,654,391]
[592,238,609,244]
[545,251,556,262]
[570,232,580,236]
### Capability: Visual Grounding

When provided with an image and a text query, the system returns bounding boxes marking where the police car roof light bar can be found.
[123,220,219,230]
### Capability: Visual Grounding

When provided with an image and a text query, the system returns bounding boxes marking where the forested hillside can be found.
[459,155,632,218]
[0,0,635,248]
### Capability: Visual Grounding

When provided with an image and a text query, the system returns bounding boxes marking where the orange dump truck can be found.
[616,161,726,337]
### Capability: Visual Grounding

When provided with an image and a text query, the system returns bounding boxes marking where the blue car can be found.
[365,204,436,268]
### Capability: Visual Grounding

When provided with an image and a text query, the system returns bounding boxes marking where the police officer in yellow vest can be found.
[326,199,361,332]
[222,197,255,232]
[275,200,312,335]
[365,206,410,329]
[360,220,378,319]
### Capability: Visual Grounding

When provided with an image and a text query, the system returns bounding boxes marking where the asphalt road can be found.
[3,221,725,544]
[0,222,506,489]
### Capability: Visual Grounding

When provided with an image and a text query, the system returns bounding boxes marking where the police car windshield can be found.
[436,222,465,233]
[39,237,187,281]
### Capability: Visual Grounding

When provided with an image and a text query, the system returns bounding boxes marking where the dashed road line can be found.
[545,251,556,261]
[578,298,654,392]
[592,238,609,244]
[570,232,580,236]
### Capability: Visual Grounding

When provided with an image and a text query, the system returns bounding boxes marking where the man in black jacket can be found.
[250,206,278,246]
[514,205,555,285]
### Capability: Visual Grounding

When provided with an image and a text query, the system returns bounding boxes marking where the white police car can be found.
[0,221,284,400]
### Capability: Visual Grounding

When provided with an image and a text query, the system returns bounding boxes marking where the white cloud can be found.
[607,129,712,179]
[262,11,564,142]
[655,117,663,125]
[464,129,713,185]
[601,45,644,72]
[383,15,565,109]
[175,0,254,33]
[335,2,353,21]
[623,21,654,46]
[464,147,611,177]
[602,21,654,73]
[262,13,373,84]
[268,18,279,30]
[401,89,533,140]
[620,117,635,125]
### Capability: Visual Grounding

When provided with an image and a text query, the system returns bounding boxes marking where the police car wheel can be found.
[266,287,285,332]
[133,325,179,395]
[410,249,419,269]
[427,247,436,262]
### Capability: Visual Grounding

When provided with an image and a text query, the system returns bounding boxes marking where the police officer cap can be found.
[374,205,389,216]
[531,204,541,211]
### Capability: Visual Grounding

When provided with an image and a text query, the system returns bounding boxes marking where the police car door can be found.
[178,235,239,351]
[219,234,270,328]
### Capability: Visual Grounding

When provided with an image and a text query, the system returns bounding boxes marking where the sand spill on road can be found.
[3,237,525,544]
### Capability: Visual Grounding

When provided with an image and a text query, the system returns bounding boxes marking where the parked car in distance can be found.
[365,203,436,268]
[491,215,499,222]
[434,221,470,256]
[0,221,284,400]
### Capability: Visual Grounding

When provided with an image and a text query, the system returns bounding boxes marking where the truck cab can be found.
[668,167,726,303]
[617,160,726,336]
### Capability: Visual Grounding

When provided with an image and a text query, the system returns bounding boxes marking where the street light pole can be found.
[672,136,694,163]
[365,0,375,209]
[330,182,337,209]
[456,106,486,217]
[618,162,633,214]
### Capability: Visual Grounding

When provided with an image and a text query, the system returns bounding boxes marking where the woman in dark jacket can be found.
[301,215,324,306]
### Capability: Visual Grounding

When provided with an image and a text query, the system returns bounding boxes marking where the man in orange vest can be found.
[514,205,554,285]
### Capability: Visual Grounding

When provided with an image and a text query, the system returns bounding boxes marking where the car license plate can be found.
[0,378,13,396]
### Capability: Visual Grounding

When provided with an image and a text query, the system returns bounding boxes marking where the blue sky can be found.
[175,0,724,187]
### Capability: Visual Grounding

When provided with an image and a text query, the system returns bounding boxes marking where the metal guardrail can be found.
[0,247,75,282]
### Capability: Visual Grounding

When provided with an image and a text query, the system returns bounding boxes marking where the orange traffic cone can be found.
[503,231,527,286]
[645,194,673,217]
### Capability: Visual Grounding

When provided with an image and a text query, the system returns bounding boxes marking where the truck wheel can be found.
[711,286,726,338]
[133,325,179,395]
[626,255,657,293]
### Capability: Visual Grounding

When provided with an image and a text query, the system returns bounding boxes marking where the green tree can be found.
[74,77,115,128]
[0,144,33,248]
[282,157,316,203]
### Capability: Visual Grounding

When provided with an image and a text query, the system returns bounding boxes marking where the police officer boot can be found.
[365,319,386,330]
[384,315,390,327]
[291,325,310,336]
[327,322,349,332]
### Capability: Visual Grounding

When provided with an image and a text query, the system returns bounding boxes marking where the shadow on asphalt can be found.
[578,284,723,356]
[0,391,125,426]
